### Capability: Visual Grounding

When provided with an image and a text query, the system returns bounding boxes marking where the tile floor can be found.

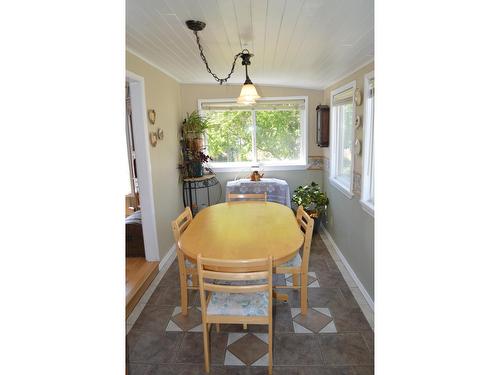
[126,230,374,375]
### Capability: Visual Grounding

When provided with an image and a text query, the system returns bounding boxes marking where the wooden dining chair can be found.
[274,205,314,315]
[227,192,267,202]
[197,255,274,374]
[171,207,198,316]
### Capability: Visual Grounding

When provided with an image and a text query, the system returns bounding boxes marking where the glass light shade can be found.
[237,83,261,105]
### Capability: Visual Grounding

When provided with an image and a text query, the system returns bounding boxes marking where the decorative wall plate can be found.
[156,128,164,140]
[148,109,156,125]
[354,138,362,155]
[355,115,362,128]
[149,131,158,147]
[355,88,362,106]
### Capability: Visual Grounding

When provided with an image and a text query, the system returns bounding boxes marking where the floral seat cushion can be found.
[207,291,269,316]
[188,275,220,285]
[187,271,267,286]
[185,258,197,287]
[188,277,267,287]
[280,253,301,268]
[211,279,267,286]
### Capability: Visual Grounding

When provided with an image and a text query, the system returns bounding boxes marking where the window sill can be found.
[360,199,374,217]
[329,177,353,199]
[209,163,308,173]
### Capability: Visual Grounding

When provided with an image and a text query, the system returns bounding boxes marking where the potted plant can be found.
[188,151,212,178]
[291,182,329,232]
[182,110,209,151]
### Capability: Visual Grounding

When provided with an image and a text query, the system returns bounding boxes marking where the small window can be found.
[329,81,356,197]
[360,72,374,215]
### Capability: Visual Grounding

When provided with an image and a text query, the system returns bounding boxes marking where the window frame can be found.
[360,71,374,216]
[198,96,308,172]
[329,80,357,199]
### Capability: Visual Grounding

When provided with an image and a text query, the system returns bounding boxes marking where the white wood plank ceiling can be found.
[126,0,374,90]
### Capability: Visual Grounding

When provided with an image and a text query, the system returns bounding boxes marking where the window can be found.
[329,81,356,197]
[199,97,307,170]
[360,72,374,215]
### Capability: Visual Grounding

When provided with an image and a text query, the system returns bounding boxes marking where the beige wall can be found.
[322,62,375,300]
[126,51,183,260]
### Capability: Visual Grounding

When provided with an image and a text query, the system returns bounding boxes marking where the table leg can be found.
[183,183,187,207]
[188,181,193,212]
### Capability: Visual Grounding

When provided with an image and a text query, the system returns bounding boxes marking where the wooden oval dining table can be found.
[178,201,304,272]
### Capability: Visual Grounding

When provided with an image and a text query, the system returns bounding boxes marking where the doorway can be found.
[125,71,159,261]
[125,71,160,317]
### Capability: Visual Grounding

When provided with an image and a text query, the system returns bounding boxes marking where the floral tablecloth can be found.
[225,178,291,207]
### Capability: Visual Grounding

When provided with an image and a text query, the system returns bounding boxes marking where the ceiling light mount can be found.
[185,20,206,32]
[186,19,260,104]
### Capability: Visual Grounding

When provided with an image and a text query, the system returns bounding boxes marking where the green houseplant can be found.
[188,151,212,178]
[183,110,209,136]
[180,111,212,178]
[292,182,329,232]
[182,110,209,151]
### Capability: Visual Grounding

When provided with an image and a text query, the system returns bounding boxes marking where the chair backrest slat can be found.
[171,207,193,242]
[202,270,269,281]
[178,219,190,234]
[295,206,314,272]
[199,257,270,268]
[227,192,267,202]
[171,207,195,281]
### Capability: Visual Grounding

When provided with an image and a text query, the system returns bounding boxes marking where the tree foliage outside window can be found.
[256,110,301,161]
[340,104,353,176]
[204,108,303,164]
[204,111,253,163]
[329,82,355,194]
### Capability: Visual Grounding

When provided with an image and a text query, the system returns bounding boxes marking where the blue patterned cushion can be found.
[207,291,269,316]
[185,258,195,268]
[281,253,301,267]
[212,279,267,286]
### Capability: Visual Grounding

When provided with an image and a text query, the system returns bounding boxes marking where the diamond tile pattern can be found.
[285,272,320,287]
[227,333,268,366]
[170,307,202,331]
[293,308,333,333]
[127,233,374,373]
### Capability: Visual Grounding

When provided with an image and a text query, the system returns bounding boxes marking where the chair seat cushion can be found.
[191,278,266,287]
[281,253,301,267]
[187,275,221,286]
[212,279,267,286]
[185,258,195,268]
[207,291,269,316]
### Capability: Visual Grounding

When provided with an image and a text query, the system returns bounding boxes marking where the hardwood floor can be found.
[126,257,159,318]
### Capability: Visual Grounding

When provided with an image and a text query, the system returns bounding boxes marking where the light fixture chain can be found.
[193,30,242,85]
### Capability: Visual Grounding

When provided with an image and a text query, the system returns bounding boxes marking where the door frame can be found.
[126,71,160,261]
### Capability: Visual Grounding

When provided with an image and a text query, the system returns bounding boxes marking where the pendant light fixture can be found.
[186,20,260,105]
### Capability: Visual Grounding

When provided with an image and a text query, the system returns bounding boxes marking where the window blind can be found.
[332,87,354,106]
[200,99,306,111]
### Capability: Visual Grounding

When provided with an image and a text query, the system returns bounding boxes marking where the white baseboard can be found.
[320,224,374,310]
[159,243,177,271]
